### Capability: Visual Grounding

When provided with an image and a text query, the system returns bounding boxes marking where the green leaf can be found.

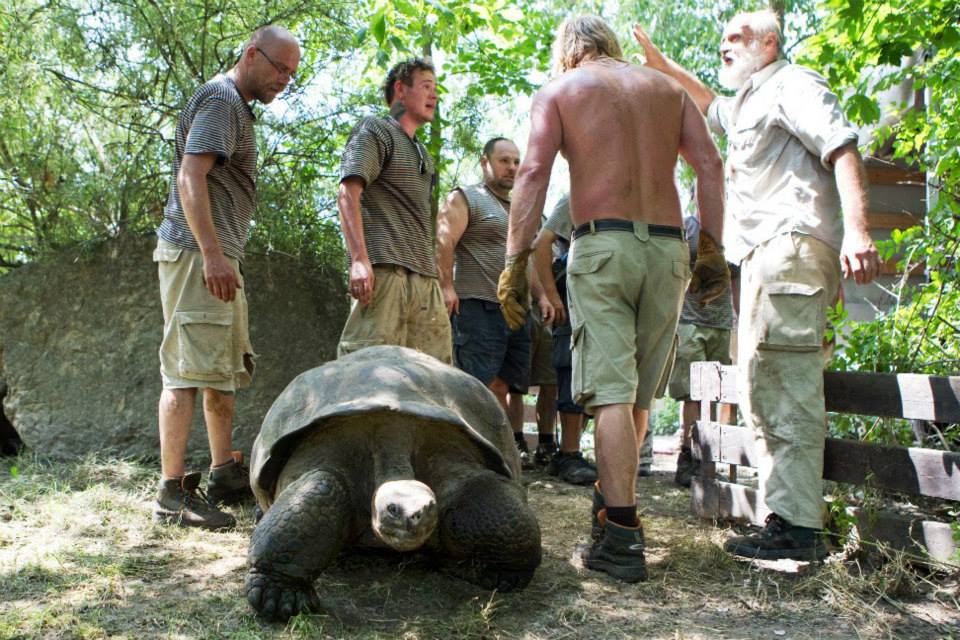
[371,11,387,47]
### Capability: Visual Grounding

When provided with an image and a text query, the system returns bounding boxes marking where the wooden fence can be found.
[689,362,960,565]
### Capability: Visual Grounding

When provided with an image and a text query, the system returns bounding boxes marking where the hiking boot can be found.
[516,438,534,470]
[674,447,700,488]
[591,481,605,542]
[724,513,829,561]
[207,451,253,505]
[549,451,597,486]
[533,442,558,468]
[581,510,648,583]
[153,472,236,531]
[637,464,653,478]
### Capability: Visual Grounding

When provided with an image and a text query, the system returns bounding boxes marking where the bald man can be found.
[153,26,300,530]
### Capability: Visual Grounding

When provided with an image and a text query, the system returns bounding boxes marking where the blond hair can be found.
[552,15,624,74]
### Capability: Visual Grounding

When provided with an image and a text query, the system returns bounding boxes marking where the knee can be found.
[203,389,235,417]
[160,388,196,415]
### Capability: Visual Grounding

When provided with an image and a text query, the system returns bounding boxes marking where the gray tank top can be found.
[453,183,509,303]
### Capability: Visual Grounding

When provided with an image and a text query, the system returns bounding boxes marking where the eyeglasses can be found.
[256,46,295,81]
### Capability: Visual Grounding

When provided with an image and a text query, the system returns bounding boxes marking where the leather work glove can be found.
[689,230,731,307]
[497,249,532,330]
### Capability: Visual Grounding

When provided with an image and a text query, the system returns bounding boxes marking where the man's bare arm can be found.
[436,190,469,314]
[532,227,565,326]
[178,152,240,303]
[338,177,375,306]
[832,143,880,285]
[506,88,562,256]
[677,94,724,241]
[633,25,716,115]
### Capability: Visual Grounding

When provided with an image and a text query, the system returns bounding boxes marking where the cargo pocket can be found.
[673,260,692,282]
[175,311,234,381]
[153,245,182,263]
[570,322,593,405]
[567,250,613,276]
[758,282,824,352]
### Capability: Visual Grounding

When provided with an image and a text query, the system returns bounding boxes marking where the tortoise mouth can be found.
[372,480,438,551]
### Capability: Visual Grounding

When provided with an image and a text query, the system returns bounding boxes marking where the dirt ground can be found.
[0,447,958,640]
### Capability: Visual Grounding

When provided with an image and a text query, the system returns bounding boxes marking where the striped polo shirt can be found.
[158,75,257,261]
[340,116,436,277]
[453,183,510,303]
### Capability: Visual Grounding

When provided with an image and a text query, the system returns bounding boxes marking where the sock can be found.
[538,433,555,446]
[605,505,638,528]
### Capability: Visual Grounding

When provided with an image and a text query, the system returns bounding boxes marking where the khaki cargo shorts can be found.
[667,323,732,400]
[155,239,255,392]
[529,307,557,387]
[567,224,689,411]
[337,265,453,364]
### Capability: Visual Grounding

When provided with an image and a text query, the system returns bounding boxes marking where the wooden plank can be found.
[691,464,720,519]
[823,438,960,501]
[693,478,767,525]
[693,482,959,565]
[695,422,758,467]
[854,509,959,567]
[865,162,925,186]
[824,371,960,422]
[695,422,960,501]
[868,211,921,230]
[690,362,738,404]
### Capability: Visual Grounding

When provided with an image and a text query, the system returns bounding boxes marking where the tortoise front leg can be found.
[437,470,542,592]
[246,468,352,621]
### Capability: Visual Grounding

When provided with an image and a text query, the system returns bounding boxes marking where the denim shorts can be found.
[453,298,531,393]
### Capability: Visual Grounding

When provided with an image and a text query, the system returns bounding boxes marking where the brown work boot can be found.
[154,472,235,531]
[207,451,253,505]
[581,510,648,583]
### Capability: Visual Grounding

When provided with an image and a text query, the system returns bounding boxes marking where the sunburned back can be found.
[552,60,685,228]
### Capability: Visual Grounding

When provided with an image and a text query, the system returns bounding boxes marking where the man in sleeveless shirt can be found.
[436,138,536,460]
[499,16,727,582]
[153,26,300,530]
[337,58,452,364]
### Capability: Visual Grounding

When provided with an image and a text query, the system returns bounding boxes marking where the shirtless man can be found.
[498,15,726,582]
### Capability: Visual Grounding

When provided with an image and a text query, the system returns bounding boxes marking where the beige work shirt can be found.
[707,60,859,263]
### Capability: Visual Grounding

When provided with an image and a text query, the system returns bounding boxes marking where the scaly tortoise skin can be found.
[245,345,542,621]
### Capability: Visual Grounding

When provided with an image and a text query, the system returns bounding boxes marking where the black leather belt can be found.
[572,219,683,241]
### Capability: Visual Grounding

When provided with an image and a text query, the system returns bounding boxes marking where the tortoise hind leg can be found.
[437,470,541,591]
[246,468,352,621]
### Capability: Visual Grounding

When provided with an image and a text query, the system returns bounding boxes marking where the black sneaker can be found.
[516,438,534,470]
[207,451,253,505]
[533,442,558,468]
[724,513,829,561]
[154,472,236,530]
[549,451,598,486]
[674,447,700,488]
[581,510,648,583]
[638,464,653,478]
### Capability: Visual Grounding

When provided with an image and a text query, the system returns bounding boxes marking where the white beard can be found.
[718,46,766,91]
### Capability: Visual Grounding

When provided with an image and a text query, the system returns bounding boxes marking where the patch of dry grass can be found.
[0,453,957,639]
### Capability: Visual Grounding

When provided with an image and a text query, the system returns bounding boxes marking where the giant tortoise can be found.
[245,345,542,620]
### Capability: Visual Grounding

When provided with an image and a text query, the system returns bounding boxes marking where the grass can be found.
[0,453,958,639]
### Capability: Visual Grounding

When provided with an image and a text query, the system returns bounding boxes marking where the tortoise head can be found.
[371,480,438,551]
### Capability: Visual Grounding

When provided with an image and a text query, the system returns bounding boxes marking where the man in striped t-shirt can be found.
[153,26,300,530]
[337,58,452,364]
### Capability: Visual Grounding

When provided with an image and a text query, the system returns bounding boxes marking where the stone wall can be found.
[0,234,348,461]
